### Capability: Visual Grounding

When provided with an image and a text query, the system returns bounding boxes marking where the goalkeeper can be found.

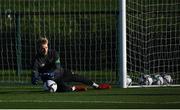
[31,37,111,92]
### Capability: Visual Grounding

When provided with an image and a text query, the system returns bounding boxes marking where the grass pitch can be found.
[0,85,180,109]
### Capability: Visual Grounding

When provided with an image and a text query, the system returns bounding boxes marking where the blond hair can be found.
[37,37,48,46]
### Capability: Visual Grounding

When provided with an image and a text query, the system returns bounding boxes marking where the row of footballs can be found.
[127,74,173,86]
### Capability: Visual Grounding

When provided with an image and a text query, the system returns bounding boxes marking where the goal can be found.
[124,0,180,87]
[0,0,179,87]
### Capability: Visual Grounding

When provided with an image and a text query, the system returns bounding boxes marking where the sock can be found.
[92,82,99,88]
[71,86,76,91]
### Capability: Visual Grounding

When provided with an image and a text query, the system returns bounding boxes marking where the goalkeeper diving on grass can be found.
[31,37,111,92]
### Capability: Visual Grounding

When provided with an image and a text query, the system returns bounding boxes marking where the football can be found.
[139,74,153,85]
[126,75,132,86]
[43,80,58,93]
[146,76,153,85]
[153,74,164,85]
[163,74,173,84]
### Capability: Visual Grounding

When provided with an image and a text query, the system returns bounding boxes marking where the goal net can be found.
[0,0,118,84]
[126,0,180,86]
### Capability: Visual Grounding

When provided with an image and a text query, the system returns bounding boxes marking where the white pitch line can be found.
[0,100,180,104]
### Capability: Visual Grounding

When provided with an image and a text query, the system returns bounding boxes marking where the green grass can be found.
[0,85,180,109]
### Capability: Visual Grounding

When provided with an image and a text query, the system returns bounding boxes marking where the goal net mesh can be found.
[127,0,180,85]
[0,0,118,84]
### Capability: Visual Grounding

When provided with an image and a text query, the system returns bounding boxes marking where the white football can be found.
[43,80,57,93]
[126,76,132,86]
[139,75,153,85]
[154,75,164,85]
[146,77,153,85]
[163,74,172,84]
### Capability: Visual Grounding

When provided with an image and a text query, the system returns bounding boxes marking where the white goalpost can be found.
[118,0,127,88]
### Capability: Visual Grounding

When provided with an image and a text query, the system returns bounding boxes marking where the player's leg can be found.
[71,74,99,88]
[70,73,111,89]
[62,69,99,88]
[53,70,87,92]
[54,78,72,92]
[58,69,111,90]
